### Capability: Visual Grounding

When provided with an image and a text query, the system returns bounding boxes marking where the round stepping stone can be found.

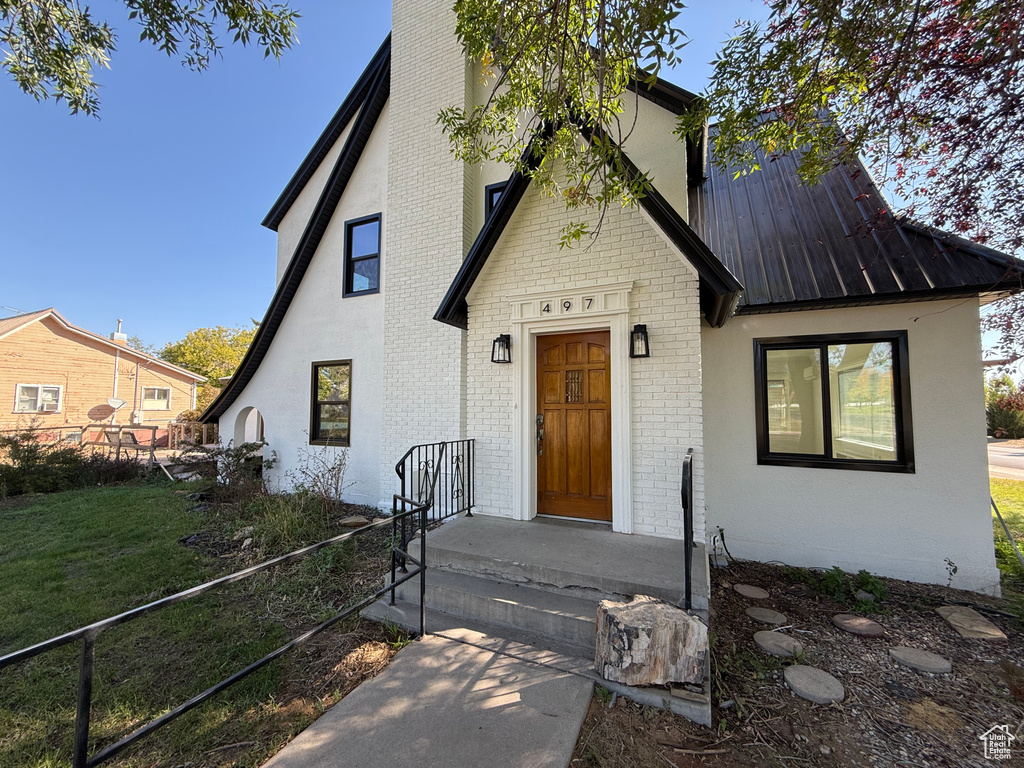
[734,583,770,599]
[832,613,884,638]
[784,665,845,704]
[746,606,788,625]
[754,630,803,657]
[888,646,952,674]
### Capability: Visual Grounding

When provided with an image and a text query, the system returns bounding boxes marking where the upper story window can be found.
[485,182,507,219]
[141,387,171,410]
[344,214,381,296]
[310,360,351,446]
[753,331,914,473]
[15,384,62,413]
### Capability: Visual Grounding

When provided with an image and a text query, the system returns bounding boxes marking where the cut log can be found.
[595,595,708,686]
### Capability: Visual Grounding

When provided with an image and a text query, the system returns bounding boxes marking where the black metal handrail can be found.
[0,504,429,768]
[395,439,475,521]
[681,447,694,611]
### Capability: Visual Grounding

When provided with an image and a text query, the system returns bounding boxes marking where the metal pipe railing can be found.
[0,504,429,768]
[681,447,694,611]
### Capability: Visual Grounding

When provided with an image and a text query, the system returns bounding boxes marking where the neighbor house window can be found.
[344,214,381,296]
[753,331,914,472]
[141,387,171,410]
[14,384,62,413]
[485,182,507,218]
[310,360,351,445]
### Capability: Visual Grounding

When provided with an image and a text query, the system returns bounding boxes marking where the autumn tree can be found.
[1,0,298,115]
[160,323,257,412]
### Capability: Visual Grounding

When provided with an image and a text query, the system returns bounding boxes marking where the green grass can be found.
[0,482,388,768]
[991,478,1024,619]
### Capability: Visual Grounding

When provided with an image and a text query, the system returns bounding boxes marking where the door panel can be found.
[537,330,612,521]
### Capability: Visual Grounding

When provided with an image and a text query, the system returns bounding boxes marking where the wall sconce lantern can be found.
[630,324,650,358]
[491,334,512,363]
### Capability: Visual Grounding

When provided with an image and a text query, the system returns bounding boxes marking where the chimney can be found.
[110,318,128,346]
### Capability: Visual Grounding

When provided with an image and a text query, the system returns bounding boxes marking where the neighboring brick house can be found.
[0,309,203,439]
[203,0,1023,595]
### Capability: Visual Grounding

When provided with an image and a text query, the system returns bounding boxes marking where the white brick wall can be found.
[466,187,706,541]
[380,0,471,503]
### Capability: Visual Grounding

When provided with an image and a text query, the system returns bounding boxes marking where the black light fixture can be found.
[491,334,511,363]
[630,324,650,358]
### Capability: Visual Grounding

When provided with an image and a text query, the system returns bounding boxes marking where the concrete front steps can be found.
[362,514,711,725]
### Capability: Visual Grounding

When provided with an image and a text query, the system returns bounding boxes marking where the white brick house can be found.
[204,0,1022,596]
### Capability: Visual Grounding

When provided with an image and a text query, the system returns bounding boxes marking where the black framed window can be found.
[344,214,380,296]
[310,360,351,446]
[484,182,507,219]
[753,331,914,473]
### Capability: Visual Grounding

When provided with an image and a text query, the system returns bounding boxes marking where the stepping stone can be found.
[754,630,803,657]
[734,583,770,600]
[746,606,788,625]
[888,646,952,674]
[832,613,884,638]
[784,665,845,704]
[935,605,1007,640]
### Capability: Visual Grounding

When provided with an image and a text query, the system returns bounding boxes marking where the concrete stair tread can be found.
[362,598,595,661]
[396,568,601,623]
[424,516,709,610]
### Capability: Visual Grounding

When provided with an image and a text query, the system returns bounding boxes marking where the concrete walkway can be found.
[262,632,593,768]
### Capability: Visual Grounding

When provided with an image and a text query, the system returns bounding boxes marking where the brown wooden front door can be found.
[537,331,612,521]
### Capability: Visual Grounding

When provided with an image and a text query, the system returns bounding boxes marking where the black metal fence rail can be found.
[395,439,475,521]
[681,447,694,611]
[0,504,429,768]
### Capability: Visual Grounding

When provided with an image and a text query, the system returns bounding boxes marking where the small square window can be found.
[344,214,381,297]
[141,387,171,410]
[753,332,914,472]
[310,361,351,445]
[485,182,507,219]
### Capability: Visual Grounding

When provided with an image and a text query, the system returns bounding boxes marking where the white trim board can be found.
[510,281,634,533]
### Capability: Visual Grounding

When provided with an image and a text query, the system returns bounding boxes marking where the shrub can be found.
[174,440,276,503]
[986,375,1024,438]
[0,426,148,497]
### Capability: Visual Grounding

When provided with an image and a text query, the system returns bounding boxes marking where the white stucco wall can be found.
[465,185,705,540]
[275,121,354,284]
[702,300,1000,594]
[218,103,390,508]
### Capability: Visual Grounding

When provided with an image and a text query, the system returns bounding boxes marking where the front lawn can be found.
[0,482,398,768]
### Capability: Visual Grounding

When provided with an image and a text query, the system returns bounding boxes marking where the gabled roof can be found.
[688,131,1024,313]
[202,36,392,423]
[0,309,205,380]
[434,135,743,330]
[261,35,392,232]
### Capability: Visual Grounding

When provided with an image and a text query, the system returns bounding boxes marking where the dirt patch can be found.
[574,560,1024,767]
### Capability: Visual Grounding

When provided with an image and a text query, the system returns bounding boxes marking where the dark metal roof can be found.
[434,134,742,330]
[261,35,392,232]
[688,132,1024,313]
[201,43,391,424]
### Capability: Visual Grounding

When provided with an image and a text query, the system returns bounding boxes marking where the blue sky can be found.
[2,1,762,348]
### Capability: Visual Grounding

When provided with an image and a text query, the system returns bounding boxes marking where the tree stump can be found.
[595,595,708,686]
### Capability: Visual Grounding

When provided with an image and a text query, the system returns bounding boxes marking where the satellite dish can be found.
[107,398,127,410]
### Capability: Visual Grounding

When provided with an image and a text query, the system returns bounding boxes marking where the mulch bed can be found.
[572,560,1024,767]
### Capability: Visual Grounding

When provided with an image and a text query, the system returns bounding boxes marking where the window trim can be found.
[484,182,507,219]
[14,383,63,414]
[343,213,381,298]
[140,386,172,411]
[310,359,352,447]
[753,331,915,473]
